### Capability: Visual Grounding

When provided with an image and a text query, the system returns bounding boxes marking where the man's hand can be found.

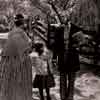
[50,23,61,27]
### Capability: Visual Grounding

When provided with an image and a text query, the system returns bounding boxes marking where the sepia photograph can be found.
[0,0,99,100]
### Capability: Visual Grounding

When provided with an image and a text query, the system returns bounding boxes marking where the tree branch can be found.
[63,0,70,10]
[48,0,63,24]
[30,0,50,15]
[65,0,77,10]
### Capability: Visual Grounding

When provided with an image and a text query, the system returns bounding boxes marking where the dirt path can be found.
[32,72,100,100]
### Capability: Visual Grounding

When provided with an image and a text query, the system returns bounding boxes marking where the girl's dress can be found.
[32,49,55,89]
[0,27,32,100]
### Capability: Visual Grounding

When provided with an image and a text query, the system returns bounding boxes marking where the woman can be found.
[0,14,32,100]
[32,42,55,100]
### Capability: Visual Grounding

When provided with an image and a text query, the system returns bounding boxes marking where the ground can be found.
[32,70,100,100]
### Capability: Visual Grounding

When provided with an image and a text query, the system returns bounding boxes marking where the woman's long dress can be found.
[0,27,32,100]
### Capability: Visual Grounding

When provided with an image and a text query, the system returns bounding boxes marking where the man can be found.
[56,21,81,100]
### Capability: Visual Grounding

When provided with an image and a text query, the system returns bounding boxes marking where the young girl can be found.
[32,42,55,100]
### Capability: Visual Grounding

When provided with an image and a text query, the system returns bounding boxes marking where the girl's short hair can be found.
[35,43,43,50]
